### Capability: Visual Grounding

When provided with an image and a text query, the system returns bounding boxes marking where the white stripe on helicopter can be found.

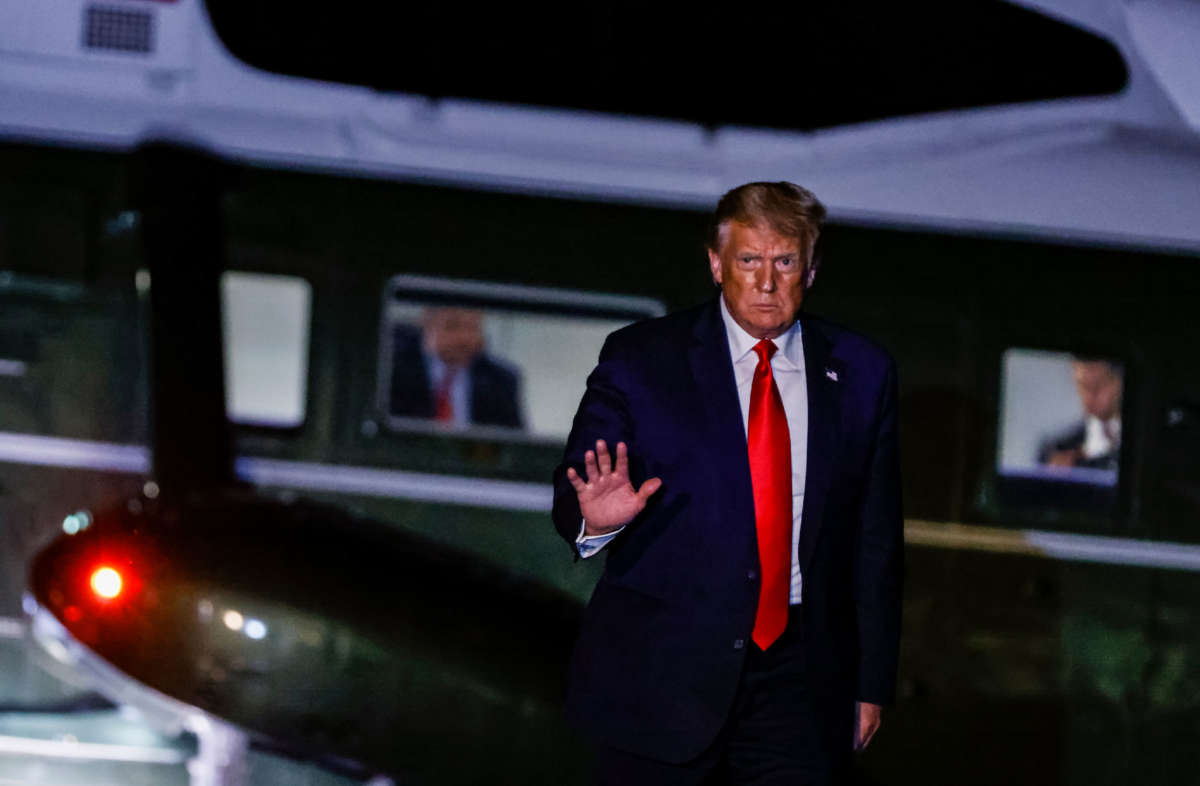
[2,431,1199,572]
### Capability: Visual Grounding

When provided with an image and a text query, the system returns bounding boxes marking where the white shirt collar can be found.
[1083,414,1121,458]
[718,295,804,370]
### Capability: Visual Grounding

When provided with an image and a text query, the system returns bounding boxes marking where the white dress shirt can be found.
[1082,414,1121,459]
[577,297,810,605]
[424,352,472,426]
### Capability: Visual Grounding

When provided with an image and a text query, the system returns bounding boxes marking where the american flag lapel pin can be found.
[825,368,839,382]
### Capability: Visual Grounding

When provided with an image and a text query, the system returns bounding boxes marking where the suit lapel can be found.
[797,315,841,574]
[687,299,755,528]
[683,301,840,567]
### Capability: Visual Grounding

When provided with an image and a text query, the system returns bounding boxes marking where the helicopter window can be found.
[221,271,311,428]
[377,275,663,442]
[995,348,1124,511]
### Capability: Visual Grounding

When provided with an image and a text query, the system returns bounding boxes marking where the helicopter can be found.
[3,1,1200,784]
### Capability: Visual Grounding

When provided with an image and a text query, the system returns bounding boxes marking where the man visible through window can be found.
[388,307,524,429]
[1039,357,1123,471]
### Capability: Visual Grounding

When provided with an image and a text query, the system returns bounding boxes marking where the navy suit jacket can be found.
[1037,419,1119,471]
[551,298,903,763]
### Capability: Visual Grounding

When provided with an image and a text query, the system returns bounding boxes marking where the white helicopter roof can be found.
[0,0,1197,251]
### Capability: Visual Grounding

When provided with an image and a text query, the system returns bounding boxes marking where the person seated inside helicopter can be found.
[388,306,525,429]
[1038,357,1122,472]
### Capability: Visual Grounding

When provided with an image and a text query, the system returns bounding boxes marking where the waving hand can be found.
[566,440,662,536]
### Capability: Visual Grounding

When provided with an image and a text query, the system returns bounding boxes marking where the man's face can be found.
[707,221,808,340]
[424,308,485,368]
[1072,361,1122,421]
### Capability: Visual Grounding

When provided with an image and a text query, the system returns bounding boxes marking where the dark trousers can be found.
[593,610,855,786]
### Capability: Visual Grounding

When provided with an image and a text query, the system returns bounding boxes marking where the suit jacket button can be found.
[734,639,745,650]
[747,570,757,581]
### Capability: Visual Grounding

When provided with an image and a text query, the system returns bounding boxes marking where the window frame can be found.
[977,338,1142,535]
[374,274,664,445]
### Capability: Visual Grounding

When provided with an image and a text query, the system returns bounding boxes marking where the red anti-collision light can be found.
[90,567,123,600]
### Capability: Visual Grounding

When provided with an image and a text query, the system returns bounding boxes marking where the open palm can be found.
[566,440,662,535]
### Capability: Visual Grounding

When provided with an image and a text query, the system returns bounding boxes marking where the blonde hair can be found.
[707,181,826,262]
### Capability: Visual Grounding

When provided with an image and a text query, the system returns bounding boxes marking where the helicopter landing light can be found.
[62,511,92,535]
[90,567,123,600]
[222,610,244,632]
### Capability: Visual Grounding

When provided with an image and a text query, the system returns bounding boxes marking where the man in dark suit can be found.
[552,182,902,784]
[388,307,524,429]
[1038,357,1122,472]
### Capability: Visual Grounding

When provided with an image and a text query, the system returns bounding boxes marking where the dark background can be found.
[204,1,1127,131]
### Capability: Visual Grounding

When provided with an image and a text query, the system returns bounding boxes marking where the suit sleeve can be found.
[551,334,634,554]
[855,358,904,705]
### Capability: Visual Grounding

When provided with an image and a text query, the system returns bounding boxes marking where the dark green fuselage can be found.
[4,143,1200,784]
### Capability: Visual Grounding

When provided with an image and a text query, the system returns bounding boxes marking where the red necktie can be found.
[434,369,457,421]
[748,339,791,650]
